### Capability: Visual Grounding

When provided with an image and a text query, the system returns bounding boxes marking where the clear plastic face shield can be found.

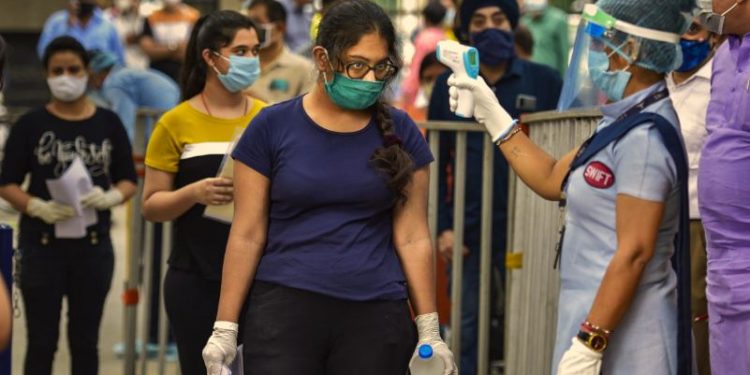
[558,4,682,110]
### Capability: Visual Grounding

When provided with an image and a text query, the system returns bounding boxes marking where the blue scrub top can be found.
[552,82,683,374]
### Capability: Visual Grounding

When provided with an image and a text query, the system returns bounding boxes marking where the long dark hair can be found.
[316,0,414,204]
[181,10,256,100]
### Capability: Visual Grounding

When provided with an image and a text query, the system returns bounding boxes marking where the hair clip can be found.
[383,134,403,148]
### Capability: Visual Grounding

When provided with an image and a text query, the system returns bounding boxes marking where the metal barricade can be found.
[123,109,172,375]
[419,121,496,375]
[504,109,601,375]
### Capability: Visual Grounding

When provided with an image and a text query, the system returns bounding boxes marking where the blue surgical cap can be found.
[597,0,697,72]
[89,50,118,73]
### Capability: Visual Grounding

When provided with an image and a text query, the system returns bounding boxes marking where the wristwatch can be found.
[577,329,608,353]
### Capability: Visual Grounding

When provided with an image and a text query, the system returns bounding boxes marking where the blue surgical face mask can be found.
[471,29,515,66]
[588,49,631,102]
[676,39,711,73]
[212,52,261,93]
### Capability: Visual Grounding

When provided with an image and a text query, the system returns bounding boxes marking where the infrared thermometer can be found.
[436,41,480,118]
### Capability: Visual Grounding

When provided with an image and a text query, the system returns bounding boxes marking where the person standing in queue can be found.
[141,10,266,375]
[0,36,137,375]
[448,0,698,373]
[201,1,457,374]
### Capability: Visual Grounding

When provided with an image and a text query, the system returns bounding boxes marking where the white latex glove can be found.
[447,74,517,143]
[557,337,603,375]
[202,321,238,375]
[81,187,124,210]
[414,312,457,375]
[26,197,75,224]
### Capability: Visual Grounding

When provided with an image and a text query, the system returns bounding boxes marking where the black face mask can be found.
[78,2,96,18]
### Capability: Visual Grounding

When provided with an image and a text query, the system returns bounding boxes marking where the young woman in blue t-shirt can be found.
[201,1,457,374]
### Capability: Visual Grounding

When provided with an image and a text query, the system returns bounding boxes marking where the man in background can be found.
[139,0,199,83]
[429,0,562,373]
[105,0,149,69]
[519,0,569,75]
[244,0,314,104]
[666,17,720,375]
[37,0,125,64]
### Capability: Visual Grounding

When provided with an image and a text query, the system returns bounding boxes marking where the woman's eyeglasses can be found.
[340,60,398,81]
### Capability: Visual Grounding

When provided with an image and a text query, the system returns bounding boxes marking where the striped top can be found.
[145,99,266,280]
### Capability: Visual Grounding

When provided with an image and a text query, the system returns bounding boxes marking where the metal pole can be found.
[124,113,148,375]
[139,222,155,375]
[477,134,494,374]
[450,132,467,368]
[428,131,440,243]
[157,222,172,375]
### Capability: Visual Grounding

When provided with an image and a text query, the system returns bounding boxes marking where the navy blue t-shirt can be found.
[232,96,434,301]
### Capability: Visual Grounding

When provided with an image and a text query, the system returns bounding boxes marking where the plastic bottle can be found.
[409,344,444,375]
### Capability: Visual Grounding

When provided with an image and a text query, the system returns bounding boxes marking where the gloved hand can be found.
[557,337,603,375]
[202,321,238,375]
[447,74,517,144]
[26,197,75,224]
[81,187,124,210]
[414,312,457,375]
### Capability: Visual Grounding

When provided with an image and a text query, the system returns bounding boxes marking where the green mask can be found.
[324,72,385,110]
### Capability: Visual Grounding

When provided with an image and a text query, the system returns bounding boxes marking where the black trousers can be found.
[243,282,417,375]
[163,267,221,375]
[19,236,114,375]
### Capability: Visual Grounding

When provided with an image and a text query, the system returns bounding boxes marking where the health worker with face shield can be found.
[695,1,750,374]
[447,0,698,373]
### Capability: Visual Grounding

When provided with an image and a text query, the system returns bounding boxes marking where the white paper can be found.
[45,156,98,238]
[203,128,244,224]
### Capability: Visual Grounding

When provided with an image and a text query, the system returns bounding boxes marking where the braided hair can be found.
[316,0,415,204]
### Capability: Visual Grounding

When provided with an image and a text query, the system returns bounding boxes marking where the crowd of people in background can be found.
[0,0,748,374]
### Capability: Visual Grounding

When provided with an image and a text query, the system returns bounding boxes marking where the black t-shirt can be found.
[0,107,137,240]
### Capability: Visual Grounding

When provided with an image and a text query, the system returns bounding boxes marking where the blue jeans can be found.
[448,247,504,375]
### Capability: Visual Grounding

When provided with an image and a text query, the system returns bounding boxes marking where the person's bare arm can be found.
[215,161,270,322]
[139,35,179,61]
[393,167,436,315]
[0,184,32,213]
[113,180,137,202]
[497,132,580,201]
[142,167,233,222]
[585,194,665,330]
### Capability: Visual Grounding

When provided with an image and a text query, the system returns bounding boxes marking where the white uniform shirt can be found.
[666,59,713,219]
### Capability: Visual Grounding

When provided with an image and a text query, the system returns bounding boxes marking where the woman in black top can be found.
[0,36,137,375]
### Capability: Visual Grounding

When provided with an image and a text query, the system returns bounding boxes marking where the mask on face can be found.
[48,75,88,102]
[698,1,739,35]
[77,2,96,17]
[676,39,712,72]
[212,52,261,93]
[257,24,275,49]
[324,72,385,110]
[471,29,515,66]
[588,50,632,102]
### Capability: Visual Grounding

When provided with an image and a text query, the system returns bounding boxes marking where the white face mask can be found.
[47,75,88,102]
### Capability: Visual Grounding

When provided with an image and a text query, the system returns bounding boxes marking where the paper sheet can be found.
[45,156,97,238]
[203,128,244,224]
